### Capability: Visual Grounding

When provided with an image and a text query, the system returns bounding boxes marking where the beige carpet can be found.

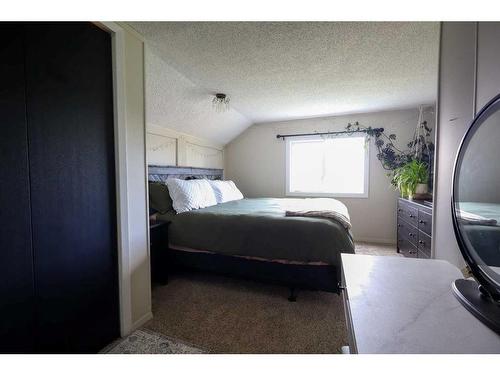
[144,242,399,354]
[145,272,347,353]
[355,241,402,257]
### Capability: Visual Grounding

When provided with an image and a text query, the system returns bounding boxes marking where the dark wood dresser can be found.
[397,198,433,259]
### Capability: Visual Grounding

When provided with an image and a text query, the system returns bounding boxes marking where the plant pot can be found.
[415,183,428,195]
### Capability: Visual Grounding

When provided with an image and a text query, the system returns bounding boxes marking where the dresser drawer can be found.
[397,236,418,258]
[398,200,418,226]
[418,210,432,236]
[417,231,432,258]
[397,199,432,260]
[397,218,418,247]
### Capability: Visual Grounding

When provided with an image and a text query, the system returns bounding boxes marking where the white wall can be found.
[122,27,152,330]
[225,107,435,244]
[101,22,152,335]
[433,23,475,269]
[433,22,500,268]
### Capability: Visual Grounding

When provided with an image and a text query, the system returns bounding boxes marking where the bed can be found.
[148,165,355,298]
[457,202,500,267]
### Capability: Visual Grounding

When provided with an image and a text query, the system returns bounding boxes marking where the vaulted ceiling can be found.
[129,22,439,144]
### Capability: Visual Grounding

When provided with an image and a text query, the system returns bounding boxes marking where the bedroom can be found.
[1,1,500,371]
[135,20,499,355]
[137,21,439,352]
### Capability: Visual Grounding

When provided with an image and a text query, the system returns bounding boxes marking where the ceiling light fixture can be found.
[212,93,230,113]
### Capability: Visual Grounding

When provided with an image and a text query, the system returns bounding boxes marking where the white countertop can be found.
[341,254,500,353]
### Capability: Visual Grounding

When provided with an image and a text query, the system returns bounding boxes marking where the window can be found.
[286,135,369,198]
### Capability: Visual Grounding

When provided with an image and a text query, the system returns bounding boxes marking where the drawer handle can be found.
[409,250,417,254]
[409,214,415,218]
[419,220,425,224]
[419,240,424,245]
[409,233,414,237]
[398,208,402,212]
[397,224,401,227]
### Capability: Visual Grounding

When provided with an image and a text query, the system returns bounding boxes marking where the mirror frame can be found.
[451,92,500,301]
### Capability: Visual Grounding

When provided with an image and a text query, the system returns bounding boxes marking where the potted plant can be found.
[391,160,429,200]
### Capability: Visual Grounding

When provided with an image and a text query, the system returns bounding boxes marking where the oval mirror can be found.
[452,93,500,333]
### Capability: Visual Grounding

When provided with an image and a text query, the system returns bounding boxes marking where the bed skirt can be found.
[166,248,340,294]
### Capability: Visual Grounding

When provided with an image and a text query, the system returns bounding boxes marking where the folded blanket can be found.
[457,209,498,226]
[284,198,352,230]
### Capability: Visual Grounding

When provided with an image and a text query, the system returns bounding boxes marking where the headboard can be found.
[148,165,224,183]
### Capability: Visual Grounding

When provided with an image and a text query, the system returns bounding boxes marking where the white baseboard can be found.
[130,311,153,333]
[355,236,396,245]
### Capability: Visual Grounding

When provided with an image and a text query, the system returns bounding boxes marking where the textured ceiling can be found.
[130,22,439,142]
[145,48,251,145]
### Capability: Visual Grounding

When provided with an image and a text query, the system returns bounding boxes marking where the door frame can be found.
[95,21,150,336]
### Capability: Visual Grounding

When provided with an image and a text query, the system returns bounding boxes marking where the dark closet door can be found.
[0,24,35,353]
[24,23,119,353]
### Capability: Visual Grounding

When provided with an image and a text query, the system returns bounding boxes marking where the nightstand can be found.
[150,221,169,285]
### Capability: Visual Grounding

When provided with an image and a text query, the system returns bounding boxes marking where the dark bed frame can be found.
[148,165,340,301]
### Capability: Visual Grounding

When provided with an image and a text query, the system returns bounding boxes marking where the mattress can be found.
[157,197,354,266]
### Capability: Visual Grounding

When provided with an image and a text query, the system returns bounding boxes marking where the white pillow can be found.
[208,180,244,204]
[165,178,217,213]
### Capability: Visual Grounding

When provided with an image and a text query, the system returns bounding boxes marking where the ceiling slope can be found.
[145,48,251,145]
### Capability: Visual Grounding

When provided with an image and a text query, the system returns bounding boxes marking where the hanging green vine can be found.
[345,120,434,188]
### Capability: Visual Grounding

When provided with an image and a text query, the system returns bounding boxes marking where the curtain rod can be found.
[276,128,384,140]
